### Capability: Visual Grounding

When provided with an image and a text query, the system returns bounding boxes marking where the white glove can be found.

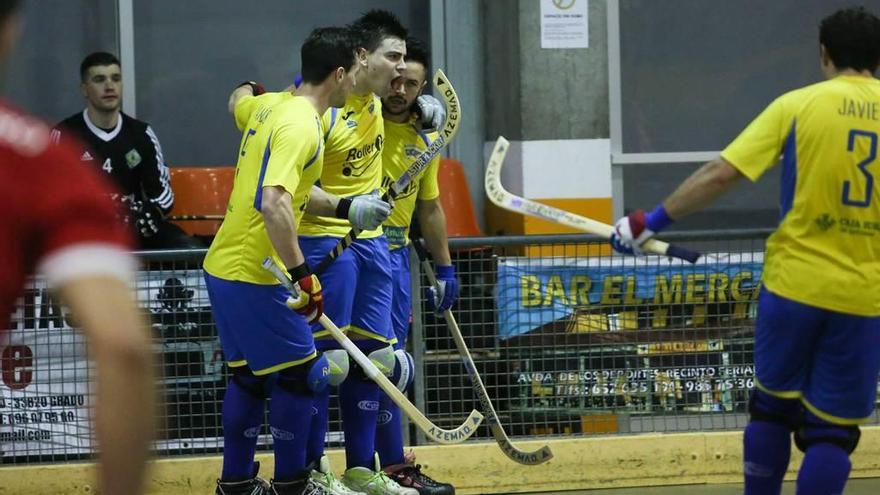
[416,94,446,130]
[348,191,392,230]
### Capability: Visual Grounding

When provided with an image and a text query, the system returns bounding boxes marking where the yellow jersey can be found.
[381,117,440,249]
[721,75,880,316]
[204,95,324,284]
[299,92,385,238]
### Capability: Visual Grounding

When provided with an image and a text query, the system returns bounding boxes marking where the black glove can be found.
[127,198,162,238]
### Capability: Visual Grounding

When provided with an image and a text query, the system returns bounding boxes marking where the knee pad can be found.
[794,413,861,455]
[230,365,270,399]
[325,349,349,387]
[391,349,415,392]
[277,353,331,395]
[748,390,801,431]
[350,344,396,381]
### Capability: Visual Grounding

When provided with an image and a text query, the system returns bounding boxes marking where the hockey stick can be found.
[410,238,553,464]
[484,136,701,263]
[262,257,483,445]
[169,214,225,221]
[314,69,461,275]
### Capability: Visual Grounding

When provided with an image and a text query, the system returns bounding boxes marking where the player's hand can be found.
[348,190,392,230]
[416,94,446,130]
[285,264,323,324]
[427,265,458,315]
[610,209,655,255]
[127,198,162,238]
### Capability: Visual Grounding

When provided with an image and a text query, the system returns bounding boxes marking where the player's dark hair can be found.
[820,6,880,73]
[301,26,358,85]
[404,37,430,72]
[0,0,21,23]
[80,52,121,81]
[348,9,407,53]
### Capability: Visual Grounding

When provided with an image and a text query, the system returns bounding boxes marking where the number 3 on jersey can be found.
[842,129,878,208]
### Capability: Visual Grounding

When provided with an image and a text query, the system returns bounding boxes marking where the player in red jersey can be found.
[0,2,154,494]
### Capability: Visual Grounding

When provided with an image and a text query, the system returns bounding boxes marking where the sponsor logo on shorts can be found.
[377,410,393,425]
[358,400,379,411]
[243,426,261,438]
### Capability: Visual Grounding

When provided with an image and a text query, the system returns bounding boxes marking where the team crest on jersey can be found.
[368,102,375,114]
[125,149,142,168]
[404,145,421,159]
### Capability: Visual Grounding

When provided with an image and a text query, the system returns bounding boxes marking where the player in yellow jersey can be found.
[370,38,456,495]
[610,7,880,495]
[204,27,359,495]
[296,11,443,495]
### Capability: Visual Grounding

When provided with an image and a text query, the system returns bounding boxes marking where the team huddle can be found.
[203,10,457,495]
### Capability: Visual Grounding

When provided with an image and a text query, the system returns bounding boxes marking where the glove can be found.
[337,190,392,231]
[126,198,162,239]
[237,80,266,96]
[416,94,446,130]
[610,205,674,255]
[427,265,458,315]
[285,263,323,324]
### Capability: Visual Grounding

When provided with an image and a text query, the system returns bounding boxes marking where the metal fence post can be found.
[408,245,427,445]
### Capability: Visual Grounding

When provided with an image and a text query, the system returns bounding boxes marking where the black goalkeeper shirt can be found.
[51,109,174,213]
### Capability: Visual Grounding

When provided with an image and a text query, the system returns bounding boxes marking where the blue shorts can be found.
[204,272,316,375]
[300,236,394,347]
[754,286,880,424]
[389,246,412,349]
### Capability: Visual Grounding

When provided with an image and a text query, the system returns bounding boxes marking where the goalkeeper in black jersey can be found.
[51,52,200,249]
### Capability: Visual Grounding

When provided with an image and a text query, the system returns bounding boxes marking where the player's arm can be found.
[259,122,324,321]
[56,275,154,495]
[611,95,786,255]
[139,125,174,215]
[262,185,306,269]
[660,158,744,219]
[416,197,452,265]
[306,185,342,217]
[306,185,392,231]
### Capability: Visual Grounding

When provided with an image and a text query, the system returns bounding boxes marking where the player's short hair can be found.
[348,9,407,53]
[80,52,121,81]
[0,0,21,23]
[820,6,880,73]
[404,37,430,74]
[300,26,358,85]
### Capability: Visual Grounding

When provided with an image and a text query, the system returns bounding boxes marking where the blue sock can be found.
[339,372,380,469]
[220,376,266,481]
[307,389,330,463]
[796,443,851,495]
[743,420,791,495]
[269,381,314,481]
[375,392,405,466]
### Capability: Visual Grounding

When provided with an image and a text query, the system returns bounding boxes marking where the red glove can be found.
[284,263,323,323]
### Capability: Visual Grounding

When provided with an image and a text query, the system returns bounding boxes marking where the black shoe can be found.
[216,476,270,495]
[383,464,454,495]
[270,477,332,495]
[216,462,271,495]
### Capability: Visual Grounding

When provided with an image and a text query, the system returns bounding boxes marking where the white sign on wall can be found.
[540,0,589,49]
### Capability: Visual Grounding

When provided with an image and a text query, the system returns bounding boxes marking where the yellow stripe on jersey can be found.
[204,96,324,284]
[721,75,880,316]
[381,116,441,250]
[299,92,385,238]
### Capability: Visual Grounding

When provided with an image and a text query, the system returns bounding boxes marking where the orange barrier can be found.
[438,158,483,238]
[169,167,234,236]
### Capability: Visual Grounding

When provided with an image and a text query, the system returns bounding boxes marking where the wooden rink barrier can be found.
[4,427,880,494]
